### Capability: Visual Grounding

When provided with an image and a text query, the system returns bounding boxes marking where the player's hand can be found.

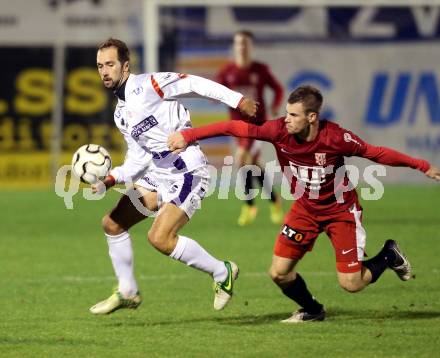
[91,175,115,194]
[167,132,187,154]
[425,166,440,181]
[238,97,258,117]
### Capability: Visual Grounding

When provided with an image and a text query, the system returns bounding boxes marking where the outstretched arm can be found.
[423,165,440,181]
[362,143,440,181]
[335,126,439,182]
[167,119,280,153]
[151,72,258,117]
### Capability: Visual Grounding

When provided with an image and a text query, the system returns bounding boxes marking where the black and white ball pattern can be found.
[71,144,112,184]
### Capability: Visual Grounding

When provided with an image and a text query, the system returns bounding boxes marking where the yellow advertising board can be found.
[0,152,125,189]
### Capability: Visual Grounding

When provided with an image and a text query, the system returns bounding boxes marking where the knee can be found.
[147,227,173,254]
[268,267,294,287]
[102,214,125,236]
[338,277,365,293]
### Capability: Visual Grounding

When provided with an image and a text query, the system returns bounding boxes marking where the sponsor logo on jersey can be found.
[344,132,360,146]
[315,152,326,165]
[281,225,304,242]
[143,175,158,188]
[281,147,295,155]
[289,161,328,191]
[132,87,143,95]
[342,248,355,255]
[131,115,158,139]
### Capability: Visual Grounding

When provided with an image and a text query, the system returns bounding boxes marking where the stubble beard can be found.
[294,123,311,141]
[103,72,124,91]
[102,78,116,90]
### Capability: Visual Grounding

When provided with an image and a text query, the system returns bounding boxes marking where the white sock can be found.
[169,235,227,282]
[106,231,138,297]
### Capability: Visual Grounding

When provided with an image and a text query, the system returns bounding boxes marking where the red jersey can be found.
[216,61,283,124]
[182,119,430,215]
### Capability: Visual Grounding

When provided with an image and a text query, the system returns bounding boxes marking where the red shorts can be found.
[273,201,366,273]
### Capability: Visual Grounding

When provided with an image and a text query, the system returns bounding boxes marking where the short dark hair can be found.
[235,30,255,41]
[288,85,323,115]
[98,38,130,64]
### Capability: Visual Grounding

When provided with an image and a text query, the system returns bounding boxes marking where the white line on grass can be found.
[19,271,336,283]
[19,269,436,283]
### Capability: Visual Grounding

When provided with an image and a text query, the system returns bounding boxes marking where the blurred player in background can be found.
[89,38,257,315]
[216,30,284,226]
[168,85,440,323]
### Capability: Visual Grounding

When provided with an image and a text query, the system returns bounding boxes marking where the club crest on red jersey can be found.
[315,153,326,166]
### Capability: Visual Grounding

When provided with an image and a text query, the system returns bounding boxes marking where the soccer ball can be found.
[71,144,112,184]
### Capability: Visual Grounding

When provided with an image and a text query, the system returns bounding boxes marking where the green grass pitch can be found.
[0,186,439,357]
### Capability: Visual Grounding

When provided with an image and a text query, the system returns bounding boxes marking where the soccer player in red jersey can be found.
[168,85,440,323]
[217,30,284,226]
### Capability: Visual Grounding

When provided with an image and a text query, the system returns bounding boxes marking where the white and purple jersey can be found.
[109,72,243,184]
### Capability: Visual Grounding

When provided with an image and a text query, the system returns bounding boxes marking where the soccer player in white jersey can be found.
[89,38,257,314]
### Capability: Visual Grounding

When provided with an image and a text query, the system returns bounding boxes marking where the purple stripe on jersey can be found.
[152,150,171,160]
[178,173,193,204]
[173,157,187,171]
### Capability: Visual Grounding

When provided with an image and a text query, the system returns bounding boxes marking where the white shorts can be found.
[135,166,210,219]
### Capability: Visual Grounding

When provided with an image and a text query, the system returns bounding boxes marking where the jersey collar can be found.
[114,78,128,101]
